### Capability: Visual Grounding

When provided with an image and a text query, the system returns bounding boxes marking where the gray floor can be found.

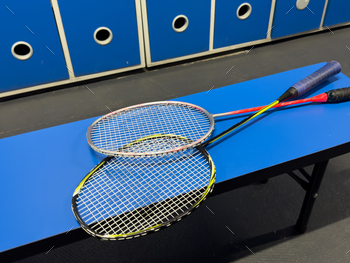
[2,26,350,263]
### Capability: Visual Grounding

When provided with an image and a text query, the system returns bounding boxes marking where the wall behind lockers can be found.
[1,0,349,97]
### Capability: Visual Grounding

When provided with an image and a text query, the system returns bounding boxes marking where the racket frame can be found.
[72,145,216,240]
[86,94,327,157]
[87,61,341,157]
[87,101,216,157]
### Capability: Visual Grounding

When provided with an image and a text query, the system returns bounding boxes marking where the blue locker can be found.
[272,0,326,39]
[323,0,350,27]
[146,0,211,62]
[214,0,272,49]
[58,0,141,77]
[0,1,69,93]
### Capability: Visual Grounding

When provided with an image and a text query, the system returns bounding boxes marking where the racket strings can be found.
[85,172,206,236]
[111,154,209,233]
[75,148,213,237]
[78,163,165,233]
[79,153,201,212]
[83,176,159,235]
[89,103,211,155]
[122,136,191,154]
[79,155,208,235]
[102,159,181,231]
[87,189,205,237]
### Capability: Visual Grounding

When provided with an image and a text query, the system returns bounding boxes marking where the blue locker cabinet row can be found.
[323,0,350,27]
[0,0,69,93]
[58,0,141,77]
[1,0,350,95]
[1,0,143,94]
[272,0,350,37]
[214,0,272,49]
[271,0,327,39]
[143,0,350,65]
[145,0,212,62]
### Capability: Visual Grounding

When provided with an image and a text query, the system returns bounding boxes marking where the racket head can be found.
[87,101,215,157]
[72,144,216,240]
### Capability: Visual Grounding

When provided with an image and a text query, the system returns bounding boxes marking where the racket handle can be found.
[278,61,342,101]
[326,87,350,103]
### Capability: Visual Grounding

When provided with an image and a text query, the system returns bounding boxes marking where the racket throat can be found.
[203,100,279,147]
[278,87,298,102]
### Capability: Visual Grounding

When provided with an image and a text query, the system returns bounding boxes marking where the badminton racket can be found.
[72,147,215,240]
[73,77,350,241]
[87,61,341,157]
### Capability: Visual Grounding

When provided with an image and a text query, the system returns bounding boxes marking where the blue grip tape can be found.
[292,61,341,96]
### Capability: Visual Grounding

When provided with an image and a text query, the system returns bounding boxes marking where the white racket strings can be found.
[74,147,213,238]
[89,103,212,155]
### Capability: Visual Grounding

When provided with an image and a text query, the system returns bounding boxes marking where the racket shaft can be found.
[215,93,328,117]
[218,86,350,117]
[205,63,342,146]
[204,100,279,146]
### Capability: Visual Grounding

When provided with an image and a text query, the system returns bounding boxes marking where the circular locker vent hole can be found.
[296,0,309,10]
[11,41,33,60]
[172,15,189,33]
[96,30,110,41]
[237,3,252,20]
[14,44,30,55]
[94,27,113,45]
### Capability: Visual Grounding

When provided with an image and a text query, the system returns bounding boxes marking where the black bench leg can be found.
[295,160,329,233]
[260,179,269,184]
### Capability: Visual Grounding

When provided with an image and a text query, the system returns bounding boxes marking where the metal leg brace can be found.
[287,160,329,233]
